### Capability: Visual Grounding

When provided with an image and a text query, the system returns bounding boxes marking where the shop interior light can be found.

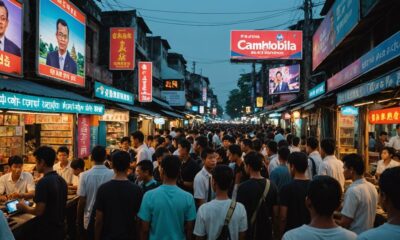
[6,110,60,116]
[377,99,393,103]
[354,101,374,107]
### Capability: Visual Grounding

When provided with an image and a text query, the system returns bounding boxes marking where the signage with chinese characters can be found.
[309,81,326,99]
[94,81,134,105]
[256,97,264,108]
[138,62,153,102]
[38,0,86,87]
[369,107,400,124]
[231,30,302,60]
[0,0,23,77]
[199,106,204,114]
[202,87,207,102]
[162,80,181,91]
[341,106,359,116]
[109,28,135,70]
[77,115,90,158]
[0,91,104,115]
[99,109,129,122]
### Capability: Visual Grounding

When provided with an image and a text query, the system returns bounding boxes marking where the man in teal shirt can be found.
[138,155,196,240]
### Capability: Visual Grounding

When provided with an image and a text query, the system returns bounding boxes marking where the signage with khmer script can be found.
[94,81,134,105]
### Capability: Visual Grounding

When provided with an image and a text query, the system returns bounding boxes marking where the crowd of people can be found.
[0,124,400,240]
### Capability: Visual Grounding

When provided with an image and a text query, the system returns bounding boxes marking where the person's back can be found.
[194,165,247,240]
[357,166,400,240]
[282,176,356,240]
[270,147,291,191]
[138,155,196,240]
[94,151,143,240]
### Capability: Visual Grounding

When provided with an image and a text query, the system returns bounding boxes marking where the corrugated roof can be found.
[0,78,93,102]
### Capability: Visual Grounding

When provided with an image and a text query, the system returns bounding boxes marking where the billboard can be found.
[312,0,360,70]
[231,30,302,60]
[109,27,135,70]
[268,64,300,95]
[38,0,86,87]
[161,91,186,106]
[0,0,22,76]
[138,62,152,102]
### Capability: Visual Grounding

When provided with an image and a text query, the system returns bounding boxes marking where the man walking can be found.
[318,139,345,190]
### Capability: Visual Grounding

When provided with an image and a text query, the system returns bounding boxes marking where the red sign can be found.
[77,115,90,158]
[212,108,217,115]
[109,28,135,70]
[138,62,153,102]
[369,107,400,125]
[231,30,303,60]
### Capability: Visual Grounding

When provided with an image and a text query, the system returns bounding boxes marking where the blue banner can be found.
[90,126,99,150]
[341,106,359,116]
[309,81,326,99]
[337,69,400,104]
[94,81,134,105]
[0,91,105,115]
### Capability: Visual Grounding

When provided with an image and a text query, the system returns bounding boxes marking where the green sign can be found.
[308,81,326,99]
[0,91,105,115]
[94,81,134,105]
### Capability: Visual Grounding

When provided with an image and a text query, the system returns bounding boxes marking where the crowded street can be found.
[1,0,400,240]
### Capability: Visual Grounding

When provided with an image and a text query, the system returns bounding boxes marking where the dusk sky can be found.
[99,0,324,113]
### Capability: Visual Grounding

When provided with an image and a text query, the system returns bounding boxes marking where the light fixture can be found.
[378,99,393,103]
[354,101,374,107]
[6,110,61,116]
[293,111,301,119]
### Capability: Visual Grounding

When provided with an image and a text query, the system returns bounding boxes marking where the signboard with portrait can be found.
[138,62,152,102]
[37,0,86,87]
[0,0,22,76]
[109,27,135,70]
[268,64,300,95]
[231,30,302,60]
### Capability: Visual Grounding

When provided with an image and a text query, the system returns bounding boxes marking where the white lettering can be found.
[237,40,297,51]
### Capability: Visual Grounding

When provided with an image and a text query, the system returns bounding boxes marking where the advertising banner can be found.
[94,81,134,105]
[0,0,22,76]
[109,27,135,70]
[369,107,400,124]
[202,87,207,102]
[269,64,300,95]
[199,106,204,114]
[38,0,86,87]
[138,62,152,102]
[312,0,360,70]
[161,91,186,106]
[308,81,326,99]
[77,115,90,158]
[0,91,105,115]
[328,31,400,92]
[231,30,302,60]
[256,97,263,108]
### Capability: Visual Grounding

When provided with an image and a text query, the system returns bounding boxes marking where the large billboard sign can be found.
[138,62,152,102]
[312,0,360,70]
[231,30,302,60]
[268,64,300,95]
[37,0,86,87]
[109,27,135,70]
[0,0,22,76]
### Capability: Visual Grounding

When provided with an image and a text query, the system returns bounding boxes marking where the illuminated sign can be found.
[109,28,135,70]
[369,107,400,124]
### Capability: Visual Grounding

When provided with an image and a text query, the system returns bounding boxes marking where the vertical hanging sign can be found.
[77,115,90,158]
[138,62,153,102]
[202,87,207,102]
[109,28,135,70]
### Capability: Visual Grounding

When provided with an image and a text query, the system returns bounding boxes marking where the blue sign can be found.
[341,106,359,116]
[192,106,199,112]
[94,81,134,105]
[269,113,281,118]
[0,91,105,115]
[338,69,400,104]
[90,126,99,150]
[309,81,326,99]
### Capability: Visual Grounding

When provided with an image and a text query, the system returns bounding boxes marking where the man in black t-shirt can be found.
[17,146,67,240]
[177,139,201,194]
[94,151,143,240]
[237,151,279,240]
[279,152,311,238]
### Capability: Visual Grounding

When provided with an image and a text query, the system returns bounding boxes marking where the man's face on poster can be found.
[0,6,9,38]
[56,22,69,54]
[276,72,283,83]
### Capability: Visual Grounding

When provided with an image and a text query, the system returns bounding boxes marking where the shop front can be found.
[98,109,130,151]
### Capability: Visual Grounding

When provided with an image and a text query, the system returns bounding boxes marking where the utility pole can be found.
[192,61,196,74]
[303,0,313,100]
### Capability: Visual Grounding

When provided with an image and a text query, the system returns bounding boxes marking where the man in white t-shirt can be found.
[318,139,345,190]
[375,147,400,179]
[306,137,323,179]
[77,146,114,238]
[54,146,78,185]
[387,124,400,151]
[131,131,152,164]
[283,176,356,240]
[194,148,217,208]
[357,167,400,240]
[339,154,378,235]
[194,165,247,240]
[267,141,279,174]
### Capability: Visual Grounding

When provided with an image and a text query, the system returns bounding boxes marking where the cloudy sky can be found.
[98,0,324,113]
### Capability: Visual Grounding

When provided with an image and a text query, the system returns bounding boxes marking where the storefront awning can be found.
[0,78,93,102]
[153,97,173,110]
[118,104,160,117]
[292,93,334,111]
[161,110,184,119]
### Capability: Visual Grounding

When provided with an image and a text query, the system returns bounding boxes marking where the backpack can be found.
[216,200,237,240]
[309,157,317,177]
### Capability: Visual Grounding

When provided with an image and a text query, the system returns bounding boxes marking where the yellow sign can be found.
[256,97,264,108]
